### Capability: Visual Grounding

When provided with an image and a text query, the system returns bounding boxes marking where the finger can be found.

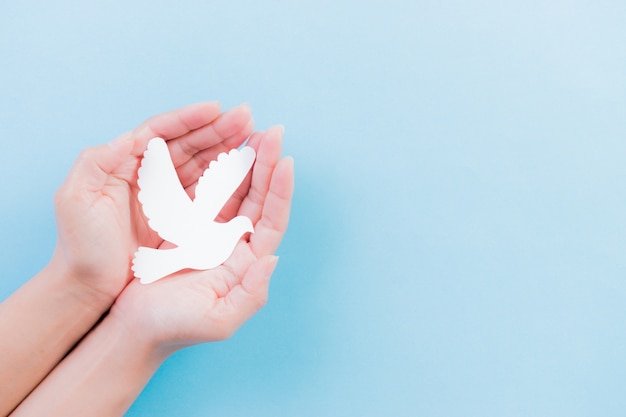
[249,156,294,257]
[130,102,222,155]
[228,126,284,223]
[219,255,279,330]
[168,103,253,169]
[175,108,254,190]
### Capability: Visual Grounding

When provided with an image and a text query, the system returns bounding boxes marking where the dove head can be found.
[231,215,254,236]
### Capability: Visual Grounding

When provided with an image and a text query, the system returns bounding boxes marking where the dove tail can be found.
[131,246,187,284]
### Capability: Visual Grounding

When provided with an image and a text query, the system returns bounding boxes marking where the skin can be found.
[13,125,293,416]
[1,103,293,416]
[53,101,256,304]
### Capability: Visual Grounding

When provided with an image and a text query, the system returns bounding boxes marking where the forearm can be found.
[11,309,169,417]
[0,256,111,415]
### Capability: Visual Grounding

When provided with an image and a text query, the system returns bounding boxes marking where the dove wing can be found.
[137,138,195,245]
[193,146,256,220]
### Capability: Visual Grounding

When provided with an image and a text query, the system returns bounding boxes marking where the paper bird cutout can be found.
[132,137,256,284]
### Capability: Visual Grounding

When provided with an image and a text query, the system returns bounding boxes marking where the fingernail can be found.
[108,132,132,151]
[266,256,279,279]
[237,103,252,114]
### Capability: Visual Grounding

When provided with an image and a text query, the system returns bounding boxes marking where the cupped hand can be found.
[52,102,254,306]
[109,127,294,350]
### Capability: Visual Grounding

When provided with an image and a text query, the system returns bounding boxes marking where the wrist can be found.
[11,301,170,417]
[107,303,176,362]
[48,246,118,314]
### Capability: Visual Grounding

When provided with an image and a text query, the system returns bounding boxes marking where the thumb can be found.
[222,255,279,327]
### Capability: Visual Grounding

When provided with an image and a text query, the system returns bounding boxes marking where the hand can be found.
[6,125,293,417]
[52,102,254,307]
[109,126,294,350]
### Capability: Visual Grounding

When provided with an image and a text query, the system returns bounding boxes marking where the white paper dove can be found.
[131,137,256,284]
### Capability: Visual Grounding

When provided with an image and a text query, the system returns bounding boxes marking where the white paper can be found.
[131,137,256,284]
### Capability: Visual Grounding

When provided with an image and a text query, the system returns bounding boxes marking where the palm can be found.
[113,245,253,345]
[54,103,255,302]
[111,126,294,348]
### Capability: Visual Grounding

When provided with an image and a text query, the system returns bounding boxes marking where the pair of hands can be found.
[52,102,293,350]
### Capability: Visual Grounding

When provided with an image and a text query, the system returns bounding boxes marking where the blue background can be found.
[1,1,625,416]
